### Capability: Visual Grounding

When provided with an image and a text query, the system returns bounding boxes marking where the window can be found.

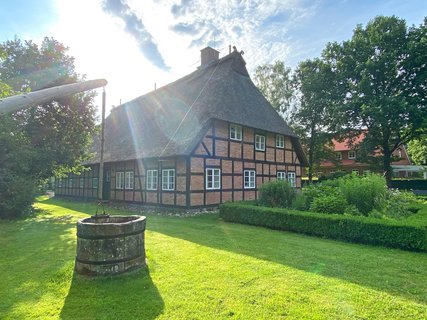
[57,178,63,188]
[116,171,124,189]
[276,135,284,148]
[244,170,256,189]
[277,171,286,181]
[79,178,84,189]
[125,171,134,190]
[397,149,402,158]
[348,150,356,159]
[68,178,73,188]
[162,169,175,191]
[92,177,98,189]
[287,172,296,187]
[146,170,158,190]
[206,168,221,190]
[352,169,359,175]
[255,134,265,151]
[229,124,242,141]
[335,152,342,160]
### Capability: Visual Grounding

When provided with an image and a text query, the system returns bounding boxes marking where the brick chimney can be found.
[200,46,219,67]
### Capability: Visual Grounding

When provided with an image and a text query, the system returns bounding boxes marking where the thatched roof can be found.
[88,50,307,165]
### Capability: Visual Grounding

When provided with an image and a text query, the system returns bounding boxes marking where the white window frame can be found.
[348,150,356,159]
[277,171,286,181]
[92,177,98,189]
[146,170,158,190]
[287,172,296,187]
[79,178,84,189]
[125,171,134,190]
[162,169,175,191]
[244,170,256,189]
[206,168,221,190]
[335,152,342,160]
[229,124,242,141]
[116,171,125,189]
[276,135,285,148]
[255,134,265,151]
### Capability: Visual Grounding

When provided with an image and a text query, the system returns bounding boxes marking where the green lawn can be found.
[0,197,426,319]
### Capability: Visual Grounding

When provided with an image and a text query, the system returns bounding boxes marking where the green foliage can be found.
[258,180,296,208]
[383,190,418,219]
[291,193,310,211]
[291,58,338,182]
[0,37,96,218]
[323,16,427,185]
[310,193,348,214]
[318,171,349,182]
[407,137,427,165]
[220,202,427,251]
[253,60,294,118]
[299,173,418,219]
[338,174,388,215]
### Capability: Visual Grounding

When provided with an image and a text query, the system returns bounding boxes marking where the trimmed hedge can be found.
[391,179,427,191]
[219,202,427,251]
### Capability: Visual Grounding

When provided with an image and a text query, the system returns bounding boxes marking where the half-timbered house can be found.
[55,47,308,208]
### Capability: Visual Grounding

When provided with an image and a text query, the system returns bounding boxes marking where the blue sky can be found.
[0,0,426,115]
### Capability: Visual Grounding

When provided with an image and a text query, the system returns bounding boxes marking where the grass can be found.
[0,197,426,319]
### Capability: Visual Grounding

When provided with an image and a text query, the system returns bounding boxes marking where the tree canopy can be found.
[323,16,427,185]
[253,60,294,119]
[291,58,337,182]
[0,37,97,218]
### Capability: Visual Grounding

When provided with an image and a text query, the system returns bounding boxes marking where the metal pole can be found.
[98,88,106,200]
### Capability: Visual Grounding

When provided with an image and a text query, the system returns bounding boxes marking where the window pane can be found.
[276,135,284,148]
[162,169,174,190]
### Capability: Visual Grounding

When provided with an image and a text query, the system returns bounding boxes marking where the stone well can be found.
[75,215,146,276]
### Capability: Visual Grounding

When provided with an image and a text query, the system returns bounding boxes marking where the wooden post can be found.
[98,88,106,200]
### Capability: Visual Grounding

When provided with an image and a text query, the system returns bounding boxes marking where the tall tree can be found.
[292,58,336,182]
[323,16,427,186]
[254,60,294,119]
[0,37,97,218]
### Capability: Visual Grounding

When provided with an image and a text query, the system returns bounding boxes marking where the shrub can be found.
[383,189,417,219]
[258,180,296,208]
[0,170,36,219]
[318,171,349,182]
[220,202,427,251]
[291,193,310,211]
[300,184,337,207]
[310,193,348,214]
[344,204,362,216]
[338,174,387,215]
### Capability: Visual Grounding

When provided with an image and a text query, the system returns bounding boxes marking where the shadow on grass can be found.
[148,214,427,304]
[40,197,427,305]
[60,268,164,320]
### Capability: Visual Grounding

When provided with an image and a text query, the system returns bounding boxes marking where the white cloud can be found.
[50,0,317,116]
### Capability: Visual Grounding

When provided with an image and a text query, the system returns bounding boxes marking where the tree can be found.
[254,60,294,119]
[291,59,337,182]
[323,16,427,186]
[0,37,97,218]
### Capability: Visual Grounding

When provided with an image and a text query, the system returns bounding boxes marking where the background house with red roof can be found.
[319,134,412,177]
